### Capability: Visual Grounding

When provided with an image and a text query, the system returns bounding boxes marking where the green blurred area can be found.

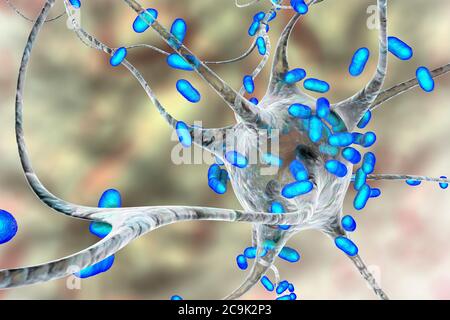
[0,0,450,299]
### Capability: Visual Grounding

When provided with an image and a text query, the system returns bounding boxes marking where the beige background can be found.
[0,0,449,299]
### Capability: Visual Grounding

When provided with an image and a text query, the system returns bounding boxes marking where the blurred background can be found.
[0,0,449,300]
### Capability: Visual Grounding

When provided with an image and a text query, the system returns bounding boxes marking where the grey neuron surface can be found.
[0,0,449,300]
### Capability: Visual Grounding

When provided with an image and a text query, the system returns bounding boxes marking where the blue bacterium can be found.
[362,152,376,174]
[248,20,260,37]
[69,0,81,8]
[166,54,194,71]
[281,181,314,199]
[309,116,323,142]
[357,111,372,129]
[284,68,306,84]
[370,188,381,198]
[388,36,413,60]
[335,236,358,257]
[316,97,330,119]
[89,222,112,238]
[256,37,267,55]
[0,210,18,245]
[325,160,348,178]
[290,0,308,14]
[225,151,248,169]
[278,247,300,263]
[354,168,367,191]
[349,47,370,77]
[288,283,295,292]
[416,67,435,92]
[303,78,330,93]
[208,169,228,194]
[175,121,192,148]
[98,189,122,208]
[329,132,353,147]
[354,184,371,210]
[244,247,267,259]
[406,179,421,186]
[110,47,127,67]
[341,215,357,232]
[289,293,297,300]
[170,18,187,44]
[342,147,362,164]
[290,160,309,181]
[288,104,311,119]
[243,75,255,94]
[260,276,275,292]
[276,294,292,300]
[132,8,158,33]
[254,12,265,22]
[276,280,290,295]
[249,97,259,105]
[171,295,183,300]
[75,255,115,279]
[176,79,201,103]
[362,132,377,148]
[440,176,449,189]
[236,254,248,270]
[270,201,285,213]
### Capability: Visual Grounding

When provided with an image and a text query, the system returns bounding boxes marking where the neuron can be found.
[1,0,449,300]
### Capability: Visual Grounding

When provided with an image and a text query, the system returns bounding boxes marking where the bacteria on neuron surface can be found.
[1,0,449,302]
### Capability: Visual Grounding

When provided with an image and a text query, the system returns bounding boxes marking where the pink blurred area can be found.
[0,0,450,299]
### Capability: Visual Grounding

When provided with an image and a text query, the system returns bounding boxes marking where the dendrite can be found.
[1,0,449,300]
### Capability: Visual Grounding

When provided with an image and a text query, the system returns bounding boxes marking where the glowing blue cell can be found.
[288,104,311,119]
[370,188,381,198]
[342,147,362,164]
[281,181,314,199]
[171,295,183,300]
[225,151,248,168]
[254,12,265,22]
[171,18,187,44]
[166,54,194,71]
[249,97,259,105]
[416,67,435,93]
[439,176,448,190]
[278,247,300,263]
[349,47,370,77]
[132,8,158,33]
[256,37,267,55]
[335,236,358,256]
[325,160,348,178]
[98,189,122,208]
[289,293,297,300]
[110,47,127,67]
[354,168,367,191]
[263,153,283,167]
[357,111,372,129]
[362,132,377,148]
[261,276,274,292]
[176,79,201,103]
[362,152,376,174]
[69,0,81,8]
[276,280,290,294]
[284,68,307,84]
[328,132,353,147]
[248,20,260,36]
[208,169,228,194]
[89,222,112,238]
[243,76,255,94]
[289,160,309,181]
[175,121,192,148]
[316,97,330,119]
[244,247,267,259]
[288,283,295,292]
[309,116,323,143]
[236,254,248,270]
[0,210,18,245]
[276,294,292,300]
[208,164,221,180]
[354,184,370,210]
[268,11,277,22]
[290,0,308,14]
[303,78,330,93]
[341,215,356,232]
[406,179,421,186]
[75,255,115,279]
[388,36,413,60]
